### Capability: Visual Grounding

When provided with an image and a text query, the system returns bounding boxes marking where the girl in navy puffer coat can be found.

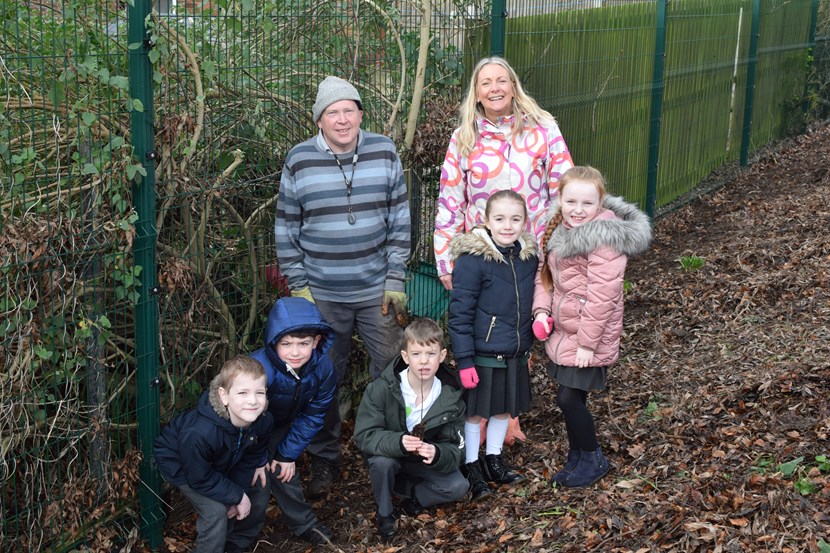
[448,190,539,500]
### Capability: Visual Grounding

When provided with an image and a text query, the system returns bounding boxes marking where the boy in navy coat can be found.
[154,355,272,553]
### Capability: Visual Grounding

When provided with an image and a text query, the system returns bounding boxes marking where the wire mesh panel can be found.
[1,0,143,550]
[750,0,815,150]
[658,0,749,207]
[146,0,470,408]
[481,0,816,210]
[498,2,656,204]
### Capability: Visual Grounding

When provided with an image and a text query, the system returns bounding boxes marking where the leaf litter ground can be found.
[160,123,830,553]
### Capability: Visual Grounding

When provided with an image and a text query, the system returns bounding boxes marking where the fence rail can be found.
[1,0,826,549]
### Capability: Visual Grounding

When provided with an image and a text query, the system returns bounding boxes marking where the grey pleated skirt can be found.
[547,362,608,392]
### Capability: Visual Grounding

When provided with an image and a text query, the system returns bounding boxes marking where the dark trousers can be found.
[177,481,270,553]
[232,426,321,539]
[366,455,469,518]
[308,297,403,466]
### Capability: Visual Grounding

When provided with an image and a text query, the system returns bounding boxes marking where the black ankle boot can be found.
[463,460,492,501]
[484,454,527,485]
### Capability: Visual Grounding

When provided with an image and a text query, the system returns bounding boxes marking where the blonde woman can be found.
[434,56,573,291]
[434,56,573,454]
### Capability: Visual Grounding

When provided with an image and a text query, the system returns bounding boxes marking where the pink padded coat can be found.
[532,196,651,368]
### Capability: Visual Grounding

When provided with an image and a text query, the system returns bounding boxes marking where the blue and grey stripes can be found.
[275,130,411,303]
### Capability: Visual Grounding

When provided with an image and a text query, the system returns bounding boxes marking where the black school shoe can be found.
[463,460,492,501]
[299,523,333,545]
[376,513,397,542]
[306,456,339,499]
[483,454,527,485]
[399,496,425,517]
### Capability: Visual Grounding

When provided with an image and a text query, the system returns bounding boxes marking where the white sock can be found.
[485,416,509,456]
[464,421,481,464]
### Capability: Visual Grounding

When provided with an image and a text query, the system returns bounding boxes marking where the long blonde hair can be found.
[539,166,607,291]
[455,57,555,158]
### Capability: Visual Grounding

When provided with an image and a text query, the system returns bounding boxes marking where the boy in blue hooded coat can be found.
[233,297,338,545]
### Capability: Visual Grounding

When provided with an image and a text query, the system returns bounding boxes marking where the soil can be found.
[161,122,830,553]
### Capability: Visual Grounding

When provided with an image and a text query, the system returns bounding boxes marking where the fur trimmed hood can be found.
[450,227,539,263]
[208,374,230,421]
[546,195,652,258]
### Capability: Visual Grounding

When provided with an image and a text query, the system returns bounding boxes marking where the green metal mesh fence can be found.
[0,0,824,549]
[2,0,142,549]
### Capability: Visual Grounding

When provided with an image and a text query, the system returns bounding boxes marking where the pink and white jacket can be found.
[433,114,573,276]
[532,196,651,368]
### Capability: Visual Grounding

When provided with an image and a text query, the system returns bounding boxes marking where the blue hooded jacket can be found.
[153,379,273,506]
[251,297,337,462]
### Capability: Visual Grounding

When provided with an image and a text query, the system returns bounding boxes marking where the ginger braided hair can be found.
[539,166,607,291]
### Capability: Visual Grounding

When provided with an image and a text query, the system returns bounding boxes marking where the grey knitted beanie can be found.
[312,76,363,122]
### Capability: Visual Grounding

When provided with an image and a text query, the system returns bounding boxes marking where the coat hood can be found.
[263,297,335,353]
[207,374,231,421]
[546,195,652,259]
[450,227,539,263]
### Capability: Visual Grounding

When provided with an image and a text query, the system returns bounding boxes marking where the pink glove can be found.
[533,313,553,340]
[459,367,479,389]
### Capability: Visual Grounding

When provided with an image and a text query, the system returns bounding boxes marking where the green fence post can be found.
[491,0,507,57]
[740,0,762,166]
[128,0,163,548]
[803,0,820,116]
[645,0,668,218]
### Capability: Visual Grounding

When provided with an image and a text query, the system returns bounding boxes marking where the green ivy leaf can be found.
[132,99,144,112]
[81,163,99,175]
[777,456,803,477]
[81,112,96,126]
[793,477,816,495]
[34,345,53,360]
[109,75,129,90]
[48,81,66,109]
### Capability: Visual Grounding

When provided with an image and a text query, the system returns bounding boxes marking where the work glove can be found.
[532,312,553,340]
[381,290,409,326]
[459,367,479,389]
[291,286,315,304]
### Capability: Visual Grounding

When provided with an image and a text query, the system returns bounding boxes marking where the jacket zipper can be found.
[285,364,302,420]
[231,427,245,464]
[485,315,496,342]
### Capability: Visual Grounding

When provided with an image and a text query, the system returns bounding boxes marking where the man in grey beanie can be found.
[275,75,411,498]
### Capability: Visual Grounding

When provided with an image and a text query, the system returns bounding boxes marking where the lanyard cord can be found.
[332,146,359,225]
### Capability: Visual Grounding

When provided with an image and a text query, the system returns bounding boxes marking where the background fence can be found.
[1,0,827,550]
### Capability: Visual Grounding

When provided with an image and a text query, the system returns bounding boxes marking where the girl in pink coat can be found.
[532,166,651,488]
